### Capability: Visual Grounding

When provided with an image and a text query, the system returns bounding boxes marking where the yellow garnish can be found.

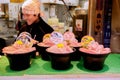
[16,40,23,45]
[57,43,64,48]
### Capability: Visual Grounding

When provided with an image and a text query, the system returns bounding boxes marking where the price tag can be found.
[50,31,63,44]
[16,32,32,44]
[63,31,75,41]
[81,35,95,48]
[19,32,31,37]
[43,33,51,40]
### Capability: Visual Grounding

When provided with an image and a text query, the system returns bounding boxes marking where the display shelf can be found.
[0,53,120,77]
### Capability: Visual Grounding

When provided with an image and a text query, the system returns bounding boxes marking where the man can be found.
[19,0,54,42]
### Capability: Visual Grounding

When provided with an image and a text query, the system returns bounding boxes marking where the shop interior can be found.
[0,0,120,79]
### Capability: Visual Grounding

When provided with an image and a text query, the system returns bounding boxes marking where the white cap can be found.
[22,0,40,14]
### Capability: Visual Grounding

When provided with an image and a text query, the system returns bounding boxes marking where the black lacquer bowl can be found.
[47,50,75,70]
[6,51,33,71]
[70,47,81,61]
[36,45,50,61]
[81,51,109,71]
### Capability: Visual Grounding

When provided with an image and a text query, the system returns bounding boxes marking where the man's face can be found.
[22,13,38,25]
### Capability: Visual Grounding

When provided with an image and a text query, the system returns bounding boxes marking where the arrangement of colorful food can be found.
[63,31,81,60]
[36,33,55,60]
[79,35,111,54]
[3,32,36,54]
[46,31,74,70]
[63,31,81,47]
[37,33,55,47]
[79,35,111,70]
[46,42,74,54]
[2,32,36,71]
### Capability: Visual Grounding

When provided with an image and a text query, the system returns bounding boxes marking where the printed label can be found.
[63,31,75,41]
[50,31,63,44]
[75,19,83,31]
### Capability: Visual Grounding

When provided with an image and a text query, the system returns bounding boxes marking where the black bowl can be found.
[6,52,32,71]
[36,45,50,61]
[70,47,81,61]
[81,51,109,71]
[47,51,74,70]
[30,44,38,58]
